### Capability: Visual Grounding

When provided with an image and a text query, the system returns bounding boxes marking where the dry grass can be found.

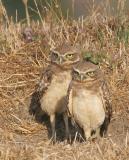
[0,1,129,160]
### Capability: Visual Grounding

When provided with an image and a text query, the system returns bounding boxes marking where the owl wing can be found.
[36,65,53,95]
[67,82,78,127]
[67,81,73,117]
[100,80,112,136]
[29,65,53,115]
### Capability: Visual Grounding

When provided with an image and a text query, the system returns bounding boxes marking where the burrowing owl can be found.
[36,44,80,140]
[67,60,112,140]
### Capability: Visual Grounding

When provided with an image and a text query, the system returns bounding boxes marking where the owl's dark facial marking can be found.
[51,51,60,63]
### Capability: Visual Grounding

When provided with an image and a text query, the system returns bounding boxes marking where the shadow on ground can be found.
[29,91,86,142]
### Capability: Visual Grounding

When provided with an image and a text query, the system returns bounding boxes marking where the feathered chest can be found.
[73,86,103,105]
[51,71,71,91]
[43,71,71,100]
[68,87,105,130]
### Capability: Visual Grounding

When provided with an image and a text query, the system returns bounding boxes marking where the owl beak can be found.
[59,57,63,64]
[80,74,83,81]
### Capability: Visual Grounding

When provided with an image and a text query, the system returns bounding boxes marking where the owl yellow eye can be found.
[87,71,94,76]
[65,54,73,59]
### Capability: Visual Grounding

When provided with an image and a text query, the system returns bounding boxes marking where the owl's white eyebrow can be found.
[64,51,75,56]
[86,68,98,73]
[73,68,98,74]
[73,68,81,74]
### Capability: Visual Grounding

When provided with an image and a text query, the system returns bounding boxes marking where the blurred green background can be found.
[2,0,129,21]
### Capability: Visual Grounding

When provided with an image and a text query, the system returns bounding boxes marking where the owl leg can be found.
[84,127,91,140]
[96,128,100,137]
[63,112,70,140]
[92,128,100,139]
[50,114,56,141]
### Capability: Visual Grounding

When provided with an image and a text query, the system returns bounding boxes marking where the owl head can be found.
[72,61,100,82]
[50,44,81,69]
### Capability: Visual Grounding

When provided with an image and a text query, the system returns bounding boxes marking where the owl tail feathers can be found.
[101,101,112,137]
[100,115,111,137]
[29,91,41,115]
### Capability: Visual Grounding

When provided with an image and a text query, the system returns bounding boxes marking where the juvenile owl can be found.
[67,60,112,140]
[36,44,80,141]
